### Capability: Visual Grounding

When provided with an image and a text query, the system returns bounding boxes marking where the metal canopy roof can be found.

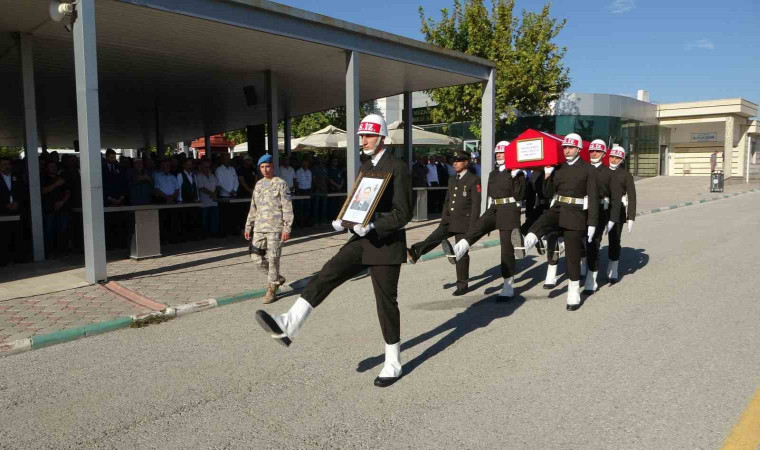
[0,0,494,148]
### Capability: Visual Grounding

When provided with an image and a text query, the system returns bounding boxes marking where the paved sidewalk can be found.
[2,176,758,347]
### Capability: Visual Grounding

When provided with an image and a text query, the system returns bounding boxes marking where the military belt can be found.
[554,195,584,205]
[493,197,517,205]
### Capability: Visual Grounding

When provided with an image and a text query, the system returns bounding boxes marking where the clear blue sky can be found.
[277,0,760,106]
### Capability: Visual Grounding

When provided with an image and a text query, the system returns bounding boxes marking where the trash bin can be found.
[710,171,724,193]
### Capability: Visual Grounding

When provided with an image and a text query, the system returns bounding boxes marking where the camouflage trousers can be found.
[251,231,283,285]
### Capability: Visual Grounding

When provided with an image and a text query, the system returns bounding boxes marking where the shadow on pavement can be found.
[356,295,525,377]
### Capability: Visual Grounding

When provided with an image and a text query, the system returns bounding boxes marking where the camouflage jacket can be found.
[245,177,294,234]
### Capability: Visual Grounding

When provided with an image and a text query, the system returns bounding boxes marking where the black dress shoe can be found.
[582,289,595,295]
[609,278,618,285]
[535,239,546,255]
[440,239,457,265]
[406,248,419,264]
[254,310,291,347]
[452,287,468,296]
[566,304,581,311]
[374,376,400,387]
[543,283,555,290]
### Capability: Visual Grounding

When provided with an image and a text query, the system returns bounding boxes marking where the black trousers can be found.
[529,208,584,281]
[608,222,623,261]
[0,219,26,265]
[301,239,401,345]
[410,225,469,289]
[158,209,181,244]
[585,210,610,272]
[464,212,516,278]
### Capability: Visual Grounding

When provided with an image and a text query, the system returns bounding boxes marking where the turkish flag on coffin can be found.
[503,129,607,169]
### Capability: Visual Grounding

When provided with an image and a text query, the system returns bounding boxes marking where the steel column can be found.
[73,0,107,282]
[345,51,360,180]
[403,91,414,202]
[19,34,45,262]
[480,68,495,215]
[266,70,279,169]
[284,115,292,160]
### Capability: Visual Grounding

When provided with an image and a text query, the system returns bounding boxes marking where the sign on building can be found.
[691,132,717,142]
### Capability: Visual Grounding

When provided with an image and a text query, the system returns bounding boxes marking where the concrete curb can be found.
[3,188,757,358]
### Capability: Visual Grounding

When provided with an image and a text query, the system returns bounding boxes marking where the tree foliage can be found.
[290,101,378,138]
[419,0,571,137]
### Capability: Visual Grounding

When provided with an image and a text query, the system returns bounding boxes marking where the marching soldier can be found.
[583,139,613,294]
[407,150,481,296]
[244,154,294,304]
[442,141,526,300]
[605,144,637,284]
[520,167,563,289]
[254,114,412,388]
[522,133,599,311]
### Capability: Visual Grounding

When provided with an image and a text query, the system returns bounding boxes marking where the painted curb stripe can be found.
[32,326,87,348]
[83,317,133,336]
[722,387,760,449]
[216,288,267,306]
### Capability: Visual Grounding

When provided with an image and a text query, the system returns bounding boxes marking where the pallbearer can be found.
[583,139,613,294]
[605,145,637,284]
[407,150,481,296]
[254,114,412,388]
[522,133,599,311]
[521,167,562,289]
[442,141,526,300]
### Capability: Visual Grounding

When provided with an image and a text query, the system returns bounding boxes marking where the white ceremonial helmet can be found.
[494,141,510,154]
[609,145,626,159]
[589,139,608,153]
[562,133,583,148]
[357,114,388,137]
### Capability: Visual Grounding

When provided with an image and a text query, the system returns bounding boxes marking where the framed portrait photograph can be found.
[337,171,392,228]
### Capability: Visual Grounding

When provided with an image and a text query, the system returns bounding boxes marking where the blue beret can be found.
[258,154,273,166]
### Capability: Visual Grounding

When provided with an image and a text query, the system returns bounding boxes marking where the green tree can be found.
[0,146,23,159]
[291,101,378,138]
[419,0,570,137]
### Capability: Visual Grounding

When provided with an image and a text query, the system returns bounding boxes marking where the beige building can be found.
[658,98,759,179]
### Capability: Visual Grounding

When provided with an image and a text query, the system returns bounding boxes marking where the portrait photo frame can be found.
[337,171,393,228]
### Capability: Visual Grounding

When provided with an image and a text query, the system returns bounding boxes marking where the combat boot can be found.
[263,283,279,304]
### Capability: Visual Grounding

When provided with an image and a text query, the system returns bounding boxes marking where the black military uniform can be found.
[529,158,599,284]
[608,165,637,264]
[299,150,411,345]
[462,166,526,282]
[408,150,480,294]
[520,169,561,266]
[585,162,613,279]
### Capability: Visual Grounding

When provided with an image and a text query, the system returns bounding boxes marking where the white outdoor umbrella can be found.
[384,120,462,148]
[233,131,297,153]
[293,125,347,151]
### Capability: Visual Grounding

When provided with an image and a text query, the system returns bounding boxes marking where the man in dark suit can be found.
[523,133,599,311]
[255,114,412,388]
[444,142,526,300]
[407,150,480,296]
[0,157,27,265]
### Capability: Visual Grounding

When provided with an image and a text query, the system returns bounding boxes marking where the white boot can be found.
[544,264,558,288]
[580,257,587,277]
[566,280,581,311]
[584,271,598,293]
[499,277,514,299]
[274,297,313,339]
[375,342,402,387]
[607,260,619,283]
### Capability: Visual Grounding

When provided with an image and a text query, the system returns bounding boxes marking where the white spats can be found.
[274,297,313,339]
[524,233,538,251]
[567,280,581,306]
[608,260,619,281]
[545,264,558,286]
[584,271,598,292]
[499,277,514,298]
[378,342,402,378]
[580,257,588,277]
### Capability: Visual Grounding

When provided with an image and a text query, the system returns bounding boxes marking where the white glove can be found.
[353,223,374,237]
[605,220,614,235]
[453,239,470,260]
[511,169,522,178]
[587,226,596,243]
[544,167,554,176]
[627,220,634,234]
[524,232,538,250]
[332,220,343,232]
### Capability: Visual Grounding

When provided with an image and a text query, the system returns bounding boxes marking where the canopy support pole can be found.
[403,91,414,201]
[480,68,495,216]
[345,51,360,180]
[266,70,279,169]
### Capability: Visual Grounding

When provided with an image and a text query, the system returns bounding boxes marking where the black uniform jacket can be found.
[440,171,481,234]
[349,150,412,265]
[591,163,613,224]
[609,167,637,223]
[525,169,550,213]
[0,173,21,215]
[543,159,599,231]
[484,168,526,231]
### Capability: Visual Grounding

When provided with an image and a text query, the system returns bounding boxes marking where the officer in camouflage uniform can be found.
[244,154,294,303]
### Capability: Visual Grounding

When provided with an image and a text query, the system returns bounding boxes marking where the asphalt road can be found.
[1,193,759,449]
